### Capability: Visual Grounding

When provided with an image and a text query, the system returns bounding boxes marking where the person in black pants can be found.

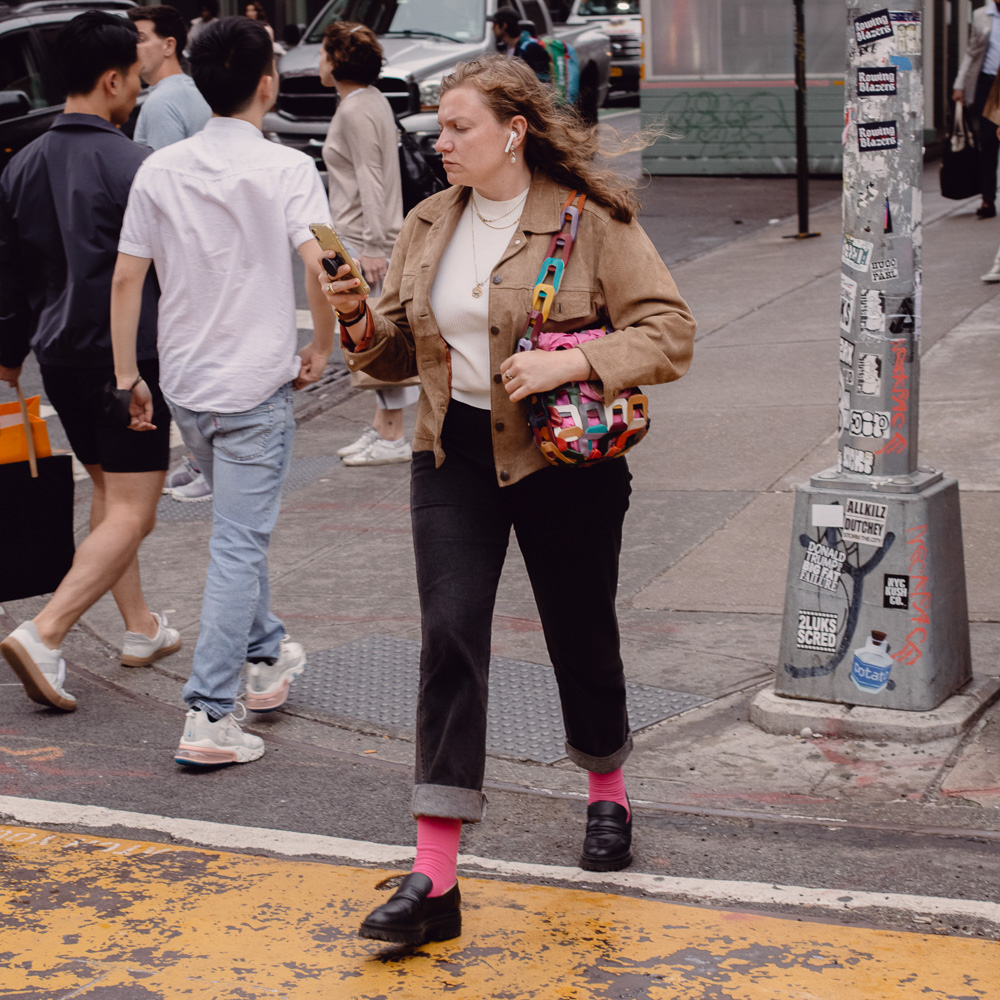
[323,55,696,946]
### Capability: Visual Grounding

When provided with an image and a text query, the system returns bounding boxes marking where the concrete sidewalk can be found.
[14,166,1000,837]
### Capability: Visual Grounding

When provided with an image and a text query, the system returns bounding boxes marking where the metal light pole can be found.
[787,0,820,240]
[770,0,971,712]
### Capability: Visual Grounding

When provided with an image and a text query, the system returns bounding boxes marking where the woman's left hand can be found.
[499,347,593,403]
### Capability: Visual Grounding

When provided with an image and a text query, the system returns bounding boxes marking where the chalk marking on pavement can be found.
[2,794,998,929]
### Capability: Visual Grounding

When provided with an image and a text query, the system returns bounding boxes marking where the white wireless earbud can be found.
[504,130,517,154]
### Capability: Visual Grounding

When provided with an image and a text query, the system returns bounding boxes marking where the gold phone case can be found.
[309,223,371,297]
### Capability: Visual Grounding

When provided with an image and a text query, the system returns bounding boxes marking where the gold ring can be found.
[504,372,514,381]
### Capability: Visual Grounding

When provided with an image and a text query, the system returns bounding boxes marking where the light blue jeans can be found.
[170,383,295,717]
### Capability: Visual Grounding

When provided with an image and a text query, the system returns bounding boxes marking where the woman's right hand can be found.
[318,257,369,327]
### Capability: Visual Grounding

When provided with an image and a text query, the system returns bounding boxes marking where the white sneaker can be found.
[175,707,264,766]
[121,612,182,667]
[245,637,306,712]
[337,426,380,458]
[981,259,1000,283]
[0,621,76,712]
[163,455,200,492]
[168,472,212,502]
[342,437,412,466]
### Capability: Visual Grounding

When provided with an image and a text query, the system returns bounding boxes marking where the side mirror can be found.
[282,22,303,46]
[0,91,30,122]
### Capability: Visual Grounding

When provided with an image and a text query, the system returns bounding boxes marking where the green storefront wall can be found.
[641,79,846,176]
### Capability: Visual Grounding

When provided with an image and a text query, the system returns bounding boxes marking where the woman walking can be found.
[320,22,417,466]
[322,54,695,945]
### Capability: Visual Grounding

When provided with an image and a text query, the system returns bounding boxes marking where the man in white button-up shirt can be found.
[953,0,1000,217]
[111,16,336,767]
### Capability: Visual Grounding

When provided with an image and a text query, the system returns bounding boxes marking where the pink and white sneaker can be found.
[245,638,306,712]
[174,708,264,766]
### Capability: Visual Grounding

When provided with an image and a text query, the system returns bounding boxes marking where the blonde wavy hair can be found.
[440,55,655,223]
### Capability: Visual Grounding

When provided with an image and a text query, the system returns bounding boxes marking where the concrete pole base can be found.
[750,675,1000,743]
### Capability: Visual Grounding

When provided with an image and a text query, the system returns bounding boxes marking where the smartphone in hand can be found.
[309,223,371,297]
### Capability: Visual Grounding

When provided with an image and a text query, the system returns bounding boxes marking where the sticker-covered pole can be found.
[838,0,922,479]
[763,0,973,720]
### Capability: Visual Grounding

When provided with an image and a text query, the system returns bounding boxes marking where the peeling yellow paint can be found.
[0,824,996,999]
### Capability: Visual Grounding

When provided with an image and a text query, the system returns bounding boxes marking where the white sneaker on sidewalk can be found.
[337,426,380,458]
[245,637,306,712]
[167,472,212,502]
[0,621,76,712]
[121,612,182,667]
[175,707,264,766]
[163,455,200,492]
[981,258,1000,283]
[342,436,412,466]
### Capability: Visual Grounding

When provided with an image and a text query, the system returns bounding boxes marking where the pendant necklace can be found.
[469,200,522,298]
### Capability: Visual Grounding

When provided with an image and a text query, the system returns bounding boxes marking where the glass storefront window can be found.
[649,0,846,78]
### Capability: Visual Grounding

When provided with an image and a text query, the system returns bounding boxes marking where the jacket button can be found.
[495,421,504,432]
[490,325,500,336]
[499,470,510,482]
[493,373,502,384]
[492,274,502,284]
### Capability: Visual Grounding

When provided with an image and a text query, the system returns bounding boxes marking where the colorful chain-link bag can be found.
[516,192,650,467]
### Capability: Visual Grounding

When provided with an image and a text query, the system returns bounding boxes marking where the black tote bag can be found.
[940,103,980,201]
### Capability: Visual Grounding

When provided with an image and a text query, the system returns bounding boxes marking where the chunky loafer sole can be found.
[358,873,462,945]
[579,846,634,872]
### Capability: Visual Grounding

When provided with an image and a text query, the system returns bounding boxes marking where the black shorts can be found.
[40,360,171,473]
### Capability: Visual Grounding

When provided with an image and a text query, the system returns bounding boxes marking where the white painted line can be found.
[1,795,997,928]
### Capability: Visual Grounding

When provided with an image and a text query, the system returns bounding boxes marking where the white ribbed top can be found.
[430,187,529,409]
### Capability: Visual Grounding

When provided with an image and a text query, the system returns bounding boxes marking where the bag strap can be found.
[15,381,38,479]
[516,190,587,353]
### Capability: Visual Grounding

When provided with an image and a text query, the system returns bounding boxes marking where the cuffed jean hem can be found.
[412,783,486,823]
[565,731,634,773]
[188,698,233,720]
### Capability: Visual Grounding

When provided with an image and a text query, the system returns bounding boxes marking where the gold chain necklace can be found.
[470,210,486,298]
[472,192,523,230]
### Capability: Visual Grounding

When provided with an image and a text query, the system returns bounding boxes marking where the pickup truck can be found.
[263,0,612,171]
[566,0,641,93]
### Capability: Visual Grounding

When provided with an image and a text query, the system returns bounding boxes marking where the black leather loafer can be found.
[579,800,633,872]
[358,872,462,945]
[977,202,997,219]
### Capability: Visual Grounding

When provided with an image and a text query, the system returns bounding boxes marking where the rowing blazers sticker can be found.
[858,120,898,151]
[858,67,897,96]
[891,11,921,55]
[854,9,893,46]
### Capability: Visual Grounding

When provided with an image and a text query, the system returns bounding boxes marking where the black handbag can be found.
[0,386,75,602]
[940,103,980,201]
[396,118,447,215]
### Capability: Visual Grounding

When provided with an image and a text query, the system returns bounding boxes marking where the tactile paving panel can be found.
[153,457,339,522]
[287,634,709,764]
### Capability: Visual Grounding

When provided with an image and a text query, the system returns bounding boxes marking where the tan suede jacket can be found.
[341,172,696,486]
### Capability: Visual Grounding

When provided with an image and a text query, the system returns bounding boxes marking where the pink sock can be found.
[588,768,630,820]
[412,816,462,897]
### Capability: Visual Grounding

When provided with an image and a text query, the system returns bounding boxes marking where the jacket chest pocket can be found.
[545,289,599,329]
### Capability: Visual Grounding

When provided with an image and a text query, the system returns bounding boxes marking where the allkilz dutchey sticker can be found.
[858,67,897,96]
[858,120,899,151]
[796,610,839,652]
[842,498,888,545]
[884,574,909,609]
[854,9,893,46]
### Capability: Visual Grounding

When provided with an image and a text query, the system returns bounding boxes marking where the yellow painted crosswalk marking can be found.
[1,824,996,998]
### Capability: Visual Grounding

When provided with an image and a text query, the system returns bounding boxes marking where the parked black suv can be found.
[0,0,138,174]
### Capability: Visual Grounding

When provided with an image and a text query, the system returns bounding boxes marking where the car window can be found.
[0,32,47,109]
[305,0,486,44]
[521,0,546,33]
[34,26,68,105]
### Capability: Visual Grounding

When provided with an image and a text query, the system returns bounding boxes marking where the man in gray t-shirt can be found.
[129,5,210,150]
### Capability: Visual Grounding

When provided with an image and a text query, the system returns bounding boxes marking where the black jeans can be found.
[970,72,1000,204]
[410,401,633,822]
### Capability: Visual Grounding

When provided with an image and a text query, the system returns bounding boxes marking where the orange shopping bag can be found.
[0,393,52,465]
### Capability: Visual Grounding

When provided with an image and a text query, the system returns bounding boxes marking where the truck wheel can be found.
[577,66,599,125]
